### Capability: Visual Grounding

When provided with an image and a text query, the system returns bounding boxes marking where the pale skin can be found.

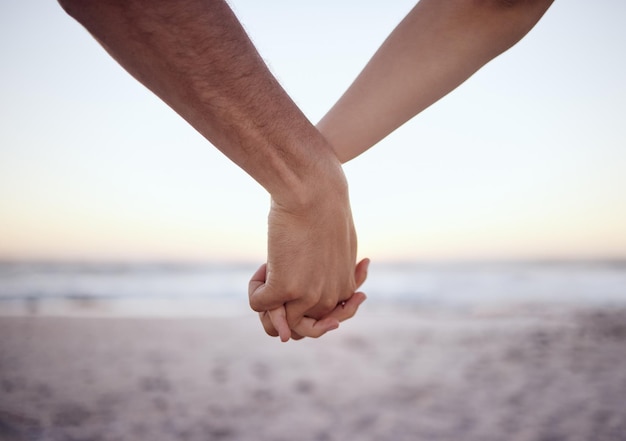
[319,0,555,162]
[57,0,368,341]
[261,0,554,338]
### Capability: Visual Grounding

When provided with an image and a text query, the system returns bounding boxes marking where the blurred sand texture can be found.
[1,308,626,441]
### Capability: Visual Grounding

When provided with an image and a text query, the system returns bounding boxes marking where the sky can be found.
[1,0,625,263]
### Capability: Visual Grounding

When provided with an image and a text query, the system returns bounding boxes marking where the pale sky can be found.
[1,1,625,262]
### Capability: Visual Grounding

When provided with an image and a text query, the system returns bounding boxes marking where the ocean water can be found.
[0,260,625,317]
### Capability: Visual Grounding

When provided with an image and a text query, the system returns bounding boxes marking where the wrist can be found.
[269,136,349,213]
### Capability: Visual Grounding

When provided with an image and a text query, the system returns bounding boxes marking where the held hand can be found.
[249,258,370,341]
[248,183,360,332]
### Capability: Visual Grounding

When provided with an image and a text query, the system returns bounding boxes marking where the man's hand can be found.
[249,164,365,334]
[250,258,370,341]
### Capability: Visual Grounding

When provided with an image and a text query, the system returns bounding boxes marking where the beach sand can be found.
[1,307,626,441]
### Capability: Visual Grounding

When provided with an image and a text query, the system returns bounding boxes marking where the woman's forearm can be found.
[318,0,554,163]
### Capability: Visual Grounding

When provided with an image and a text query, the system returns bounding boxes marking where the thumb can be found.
[248,263,285,312]
[354,258,370,290]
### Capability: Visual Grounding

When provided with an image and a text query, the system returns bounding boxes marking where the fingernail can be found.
[279,329,291,343]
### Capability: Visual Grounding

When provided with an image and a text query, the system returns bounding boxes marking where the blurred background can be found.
[1,0,625,316]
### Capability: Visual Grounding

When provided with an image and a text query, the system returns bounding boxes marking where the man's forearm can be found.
[59,0,344,206]
[318,0,554,163]
[59,0,363,334]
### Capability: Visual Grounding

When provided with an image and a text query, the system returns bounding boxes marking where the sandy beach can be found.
[1,307,626,441]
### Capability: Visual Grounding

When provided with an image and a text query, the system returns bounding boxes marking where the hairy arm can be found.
[59,0,364,336]
[59,0,335,204]
[318,0,554,163]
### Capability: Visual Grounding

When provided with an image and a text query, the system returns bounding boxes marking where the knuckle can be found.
[283,290,301,303]
[319,296,337,313]
[291,292,321,314]
[265,328,279,338]
[248,297,264,312]
[275,281,303,304]
[315,298,337,317]
[261,321,279,338]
